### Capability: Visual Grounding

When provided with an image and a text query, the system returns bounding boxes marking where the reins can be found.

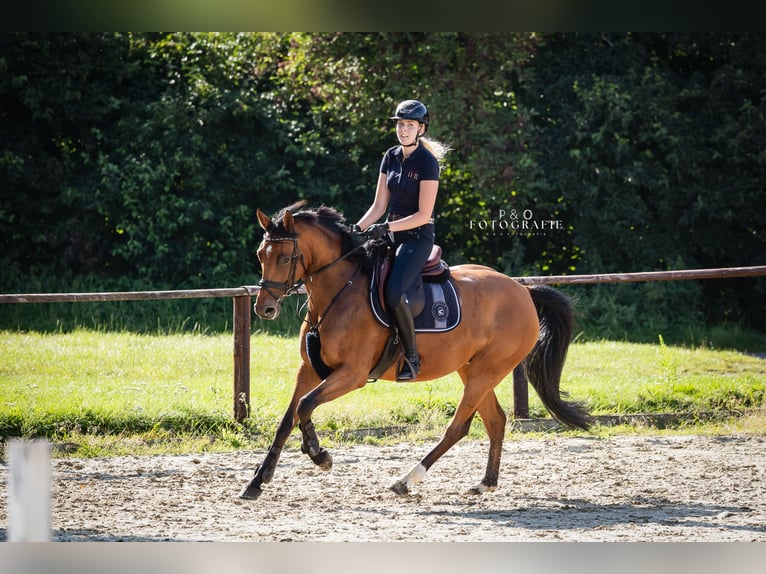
[303,262,362,331]
[308,240,368,280]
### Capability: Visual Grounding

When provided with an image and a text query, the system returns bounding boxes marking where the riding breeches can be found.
[384,230,434,310]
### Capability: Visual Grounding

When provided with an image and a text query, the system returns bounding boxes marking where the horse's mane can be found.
[271,201,375,273]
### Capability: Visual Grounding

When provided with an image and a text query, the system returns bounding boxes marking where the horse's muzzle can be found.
[254,300,280,320]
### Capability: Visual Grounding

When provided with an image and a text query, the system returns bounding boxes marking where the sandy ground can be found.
[1,433,765,542]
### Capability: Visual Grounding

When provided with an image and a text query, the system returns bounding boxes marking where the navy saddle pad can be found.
[369,268,462,333]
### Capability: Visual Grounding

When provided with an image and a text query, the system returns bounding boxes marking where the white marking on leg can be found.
[400,463,427,490]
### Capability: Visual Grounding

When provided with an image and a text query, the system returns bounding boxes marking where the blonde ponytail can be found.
[420,136,452,165]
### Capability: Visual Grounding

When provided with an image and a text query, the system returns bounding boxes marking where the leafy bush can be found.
[2,33,764,337]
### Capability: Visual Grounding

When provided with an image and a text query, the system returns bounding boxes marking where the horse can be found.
[239,201,592,501]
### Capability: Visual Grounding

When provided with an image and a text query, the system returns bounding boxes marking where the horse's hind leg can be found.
[389,407,476,495]
[468,390,506,494]
[390,381,491,495]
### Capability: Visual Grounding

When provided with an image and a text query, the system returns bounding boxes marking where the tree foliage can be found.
[1,32,764,333]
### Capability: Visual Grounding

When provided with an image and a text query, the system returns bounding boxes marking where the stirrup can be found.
[397,351,421,381]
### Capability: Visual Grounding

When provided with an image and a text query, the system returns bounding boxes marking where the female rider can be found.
[354,99,450,381]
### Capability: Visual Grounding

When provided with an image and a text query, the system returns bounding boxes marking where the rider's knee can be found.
[385,288,406,310]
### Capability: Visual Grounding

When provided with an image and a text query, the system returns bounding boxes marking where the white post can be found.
[7,439,51,542]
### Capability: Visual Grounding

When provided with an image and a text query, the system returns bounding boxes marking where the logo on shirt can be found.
[407,170,420,181]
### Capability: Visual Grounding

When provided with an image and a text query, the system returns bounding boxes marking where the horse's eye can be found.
[280,256,290,265]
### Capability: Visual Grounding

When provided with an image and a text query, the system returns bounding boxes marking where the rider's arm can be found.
[356,172,390,230]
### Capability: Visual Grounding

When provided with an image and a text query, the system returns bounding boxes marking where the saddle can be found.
[306,242,459,383]
[365,244,460,381]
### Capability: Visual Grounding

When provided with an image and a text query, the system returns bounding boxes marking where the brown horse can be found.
[240,202,591,500]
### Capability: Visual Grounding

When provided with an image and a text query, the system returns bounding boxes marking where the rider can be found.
[354,99,451,381]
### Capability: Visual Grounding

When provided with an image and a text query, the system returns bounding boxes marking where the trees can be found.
[1,32,763,333]
[519,33,766,328]
[1,33,129,283]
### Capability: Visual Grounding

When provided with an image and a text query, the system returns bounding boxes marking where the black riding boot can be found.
[391,295,421,381]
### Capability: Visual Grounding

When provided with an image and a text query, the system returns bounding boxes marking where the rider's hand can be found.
[367,223,390,240]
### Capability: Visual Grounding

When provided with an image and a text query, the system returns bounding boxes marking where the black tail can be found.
[525,285,592,430]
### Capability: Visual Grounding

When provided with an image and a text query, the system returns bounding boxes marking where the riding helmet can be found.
[390,99,429,133]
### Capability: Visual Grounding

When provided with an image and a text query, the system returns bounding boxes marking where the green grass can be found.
[559,336,765,416]
[1,330,764,457]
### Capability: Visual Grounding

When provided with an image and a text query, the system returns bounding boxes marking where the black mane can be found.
[271,203,375,273]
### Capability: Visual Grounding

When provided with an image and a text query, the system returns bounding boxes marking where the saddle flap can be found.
[370,248,461,334]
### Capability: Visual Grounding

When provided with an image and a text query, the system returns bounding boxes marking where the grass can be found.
[560,336,765,416]
[1,329,764,458]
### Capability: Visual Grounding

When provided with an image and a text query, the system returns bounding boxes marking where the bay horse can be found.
[240,201,591,501]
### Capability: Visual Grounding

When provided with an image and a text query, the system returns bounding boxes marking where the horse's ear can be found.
[257,209,274,232]
[283,210,294,233]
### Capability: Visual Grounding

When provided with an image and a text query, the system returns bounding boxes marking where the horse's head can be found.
[254,201,368,320]
[254,203,305,320]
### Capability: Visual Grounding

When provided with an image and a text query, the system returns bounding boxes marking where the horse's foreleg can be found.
[299,419,332,470]
[238,406,296,500]
[468,390,507,494]
[239,364,319,501]
[296,365,367,470]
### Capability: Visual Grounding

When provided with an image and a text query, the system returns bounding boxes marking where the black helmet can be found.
[389,99,429,133]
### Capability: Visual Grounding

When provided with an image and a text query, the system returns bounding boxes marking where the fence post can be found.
[513,360,529,419]
[8,439,51,542]
[232,294,251,423]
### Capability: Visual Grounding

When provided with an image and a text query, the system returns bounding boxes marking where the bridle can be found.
[257,231,369,303]
[257,235,304,302]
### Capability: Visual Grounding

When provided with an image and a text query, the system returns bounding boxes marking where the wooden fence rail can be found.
[513,265,766,285]
[2,265,765,422]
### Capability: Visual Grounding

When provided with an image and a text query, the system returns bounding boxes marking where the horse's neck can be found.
[304,259,364,325]
[298,224,366,311]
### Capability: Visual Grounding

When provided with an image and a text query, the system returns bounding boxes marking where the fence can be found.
[1,265,765,422]
[1,286,258,422]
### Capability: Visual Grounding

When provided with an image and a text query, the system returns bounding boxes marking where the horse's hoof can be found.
[389,480,410,496]
[467,482,496,495]
[238,482,263,501]
[311,449,333,471]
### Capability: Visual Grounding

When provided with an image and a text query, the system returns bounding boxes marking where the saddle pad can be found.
[370,275,462,333]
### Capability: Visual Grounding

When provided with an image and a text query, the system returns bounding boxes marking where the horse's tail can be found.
[525,284,592,430]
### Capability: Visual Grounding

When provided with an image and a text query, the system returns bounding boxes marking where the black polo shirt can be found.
[380,144,440,218]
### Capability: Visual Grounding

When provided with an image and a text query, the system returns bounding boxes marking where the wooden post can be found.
[232,295,251,423]
[513,361,529,419]
[8,439,51,542]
